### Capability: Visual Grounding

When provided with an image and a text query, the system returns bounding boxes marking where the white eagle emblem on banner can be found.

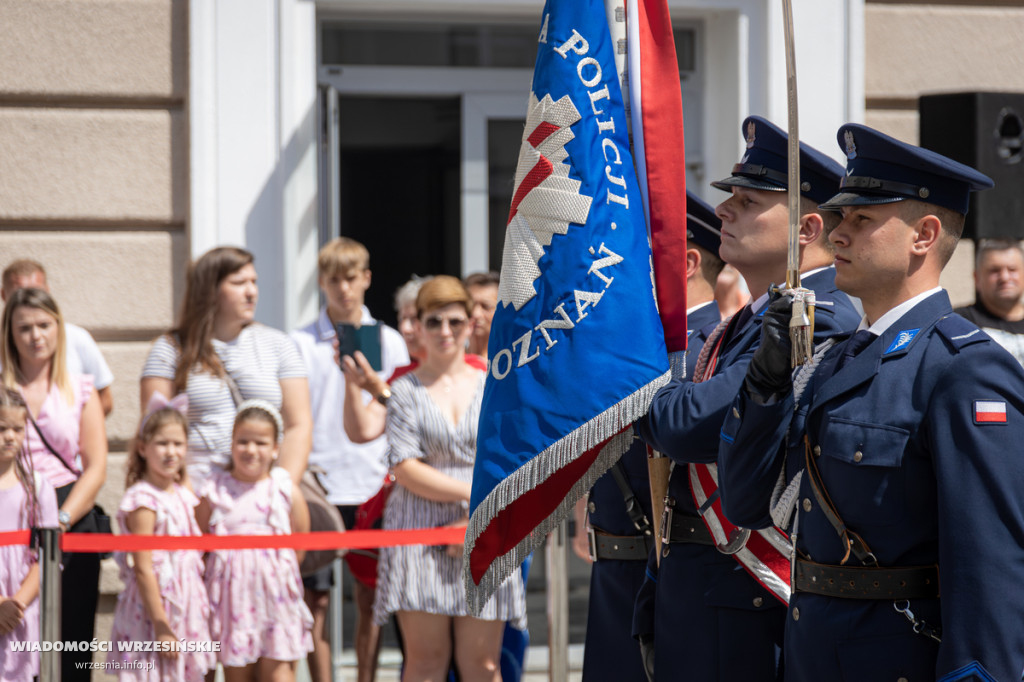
[498,92,594,311]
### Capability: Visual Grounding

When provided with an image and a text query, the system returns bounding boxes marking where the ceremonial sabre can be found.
[781,0,815,365]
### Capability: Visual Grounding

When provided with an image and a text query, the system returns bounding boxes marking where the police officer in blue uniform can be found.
[718,123,1024,681]
[631,193,722,680]
[635,116,861,682]
[577,191,723,682]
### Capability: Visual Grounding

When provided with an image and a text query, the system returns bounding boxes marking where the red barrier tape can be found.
[0,528,466,553]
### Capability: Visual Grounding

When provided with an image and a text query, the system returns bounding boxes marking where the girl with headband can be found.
[197,400,313,681]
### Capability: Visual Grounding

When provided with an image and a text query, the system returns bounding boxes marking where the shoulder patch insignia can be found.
[974,400,1007,425]
[884,328,920,354]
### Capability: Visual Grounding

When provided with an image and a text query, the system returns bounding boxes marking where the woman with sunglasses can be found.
[371,276,525,682]
[1,287,107,681]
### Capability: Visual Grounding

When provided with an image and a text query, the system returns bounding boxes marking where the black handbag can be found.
[28,412,113,558]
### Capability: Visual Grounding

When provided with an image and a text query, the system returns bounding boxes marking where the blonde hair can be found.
[126,408,189,487]
[1,287,73,405]
[318,237,370,277]
[416,275,472,318]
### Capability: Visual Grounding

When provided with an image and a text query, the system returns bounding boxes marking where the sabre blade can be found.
[781,0,813,365]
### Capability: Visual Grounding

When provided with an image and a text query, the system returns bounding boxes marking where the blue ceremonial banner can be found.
[464,0,671,610]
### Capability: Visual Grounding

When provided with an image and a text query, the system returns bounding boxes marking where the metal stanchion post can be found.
[546,521,569,682]
[329,557,344,681]
[38,527,61,682]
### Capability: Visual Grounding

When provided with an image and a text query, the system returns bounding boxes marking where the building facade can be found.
[3,0,1024,675]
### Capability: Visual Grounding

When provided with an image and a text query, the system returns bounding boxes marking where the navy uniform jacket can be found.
[719,291,1024,681]
[583,301,722,682]
[634,267,860,682]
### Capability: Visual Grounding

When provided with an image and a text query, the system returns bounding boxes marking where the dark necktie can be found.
[734,304,754,331]
[836,329,875,372]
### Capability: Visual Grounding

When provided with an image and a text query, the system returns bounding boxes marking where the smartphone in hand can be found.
[335,322,383,372]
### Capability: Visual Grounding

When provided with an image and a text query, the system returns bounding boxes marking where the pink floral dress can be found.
[201,468,312,667]
[0,475,58,682]
[107,481,214,681]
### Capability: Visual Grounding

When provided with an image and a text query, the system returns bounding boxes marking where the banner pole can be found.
[546,521,569,682]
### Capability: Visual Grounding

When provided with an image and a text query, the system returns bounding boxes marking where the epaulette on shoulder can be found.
[935,314,990,352]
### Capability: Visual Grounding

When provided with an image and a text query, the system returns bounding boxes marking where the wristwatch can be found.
[58,510,71,529]
[375,386,392,405]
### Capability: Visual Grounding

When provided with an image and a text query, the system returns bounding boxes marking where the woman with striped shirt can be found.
[140,247,312,487]
[373,276,525,682]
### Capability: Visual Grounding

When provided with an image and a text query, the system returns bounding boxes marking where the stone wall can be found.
[0,2,188,677]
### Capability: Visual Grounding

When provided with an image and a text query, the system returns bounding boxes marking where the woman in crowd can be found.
[1,287,107,681]
[372,276,525,682]
[395,275,431,366]
[140,246,312,486]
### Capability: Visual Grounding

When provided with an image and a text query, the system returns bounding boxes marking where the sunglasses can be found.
[423,315,468,332]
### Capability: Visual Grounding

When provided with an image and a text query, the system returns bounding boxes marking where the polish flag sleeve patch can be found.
[974,400,1008,424]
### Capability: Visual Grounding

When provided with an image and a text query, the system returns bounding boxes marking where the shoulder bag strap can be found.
[213,346,244,407]
[26,410,79,476]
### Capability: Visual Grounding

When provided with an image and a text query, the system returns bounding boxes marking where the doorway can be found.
[336,96,462,326]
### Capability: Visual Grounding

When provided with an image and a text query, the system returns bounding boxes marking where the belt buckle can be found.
[660,502,674,557]
[587,525,598,563]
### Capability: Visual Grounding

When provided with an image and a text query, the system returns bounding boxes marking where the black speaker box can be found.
[919,91,1024,241]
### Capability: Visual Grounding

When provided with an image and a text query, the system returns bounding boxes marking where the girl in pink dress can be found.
[0,388,58,682]
[107,394,215,681]
[197,400,312,681]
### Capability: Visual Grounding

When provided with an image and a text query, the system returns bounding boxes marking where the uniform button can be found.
[813,445,821,457]
[732,407,740,418]
[792,607,800,621]
[853,450,863,462]
[802,498,812,512]
[587,502,596,513]
[752,597,764,608]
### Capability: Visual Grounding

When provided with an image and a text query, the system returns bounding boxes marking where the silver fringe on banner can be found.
[463,369,670,613]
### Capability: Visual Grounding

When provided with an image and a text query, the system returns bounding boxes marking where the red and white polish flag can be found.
[975,400,1008,424]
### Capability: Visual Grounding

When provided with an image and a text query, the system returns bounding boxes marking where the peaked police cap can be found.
[686,190,722,258]
[711,115,845,205]
[820,123,994,215]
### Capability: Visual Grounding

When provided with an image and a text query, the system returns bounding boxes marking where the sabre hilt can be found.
[788,287,815,366]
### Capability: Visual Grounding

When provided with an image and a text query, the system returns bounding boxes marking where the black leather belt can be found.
[590,529,652,561]
[665,512,714,546]
[793,558,940,600]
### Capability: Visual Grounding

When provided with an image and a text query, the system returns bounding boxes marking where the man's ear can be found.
[686,248,701,280]
[910,214,942,256]
[797,212,825,246]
